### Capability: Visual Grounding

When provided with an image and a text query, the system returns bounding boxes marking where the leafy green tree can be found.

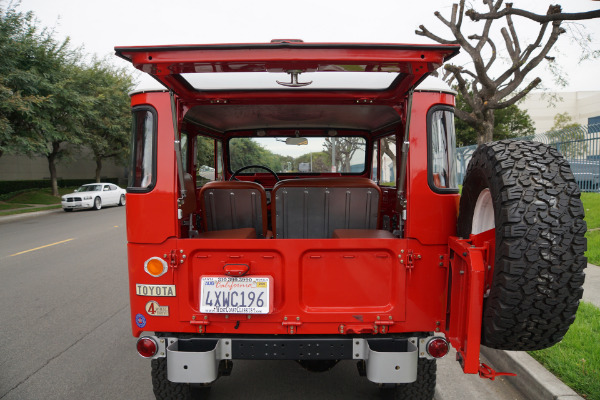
[196,136,215,168]
[0,3,46,157]
[294,151,331,172]
[547,112,585,157]
[78,59,136,182]
[1,3,136,193]
[228,138,286,173]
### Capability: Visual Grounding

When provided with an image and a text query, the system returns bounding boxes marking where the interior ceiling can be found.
[184,104,402,133]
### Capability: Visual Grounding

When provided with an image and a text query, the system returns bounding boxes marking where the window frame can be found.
[127,105,158,193]
[427,105,459,194]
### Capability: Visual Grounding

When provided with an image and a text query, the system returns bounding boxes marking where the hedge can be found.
[0,178,120,195]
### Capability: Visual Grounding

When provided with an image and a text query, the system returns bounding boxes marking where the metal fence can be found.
[456,123,600,192]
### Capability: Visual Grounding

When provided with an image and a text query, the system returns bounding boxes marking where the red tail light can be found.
[137,337,158,358]
[426,337,449,358]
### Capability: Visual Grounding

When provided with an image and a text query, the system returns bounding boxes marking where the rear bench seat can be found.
[272,177,393,239]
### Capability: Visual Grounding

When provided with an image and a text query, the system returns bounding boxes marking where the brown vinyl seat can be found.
[199,181,269,238]
[271,177,382,239]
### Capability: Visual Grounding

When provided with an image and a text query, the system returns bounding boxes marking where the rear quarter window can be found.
[428,106,459,193]
[128,106,157,192]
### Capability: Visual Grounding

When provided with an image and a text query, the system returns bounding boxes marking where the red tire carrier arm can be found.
[446,230,516,380]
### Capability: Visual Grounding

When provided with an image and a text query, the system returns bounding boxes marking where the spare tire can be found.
[457,140,587,351]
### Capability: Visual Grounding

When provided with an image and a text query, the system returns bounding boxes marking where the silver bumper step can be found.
[162,337,419,384]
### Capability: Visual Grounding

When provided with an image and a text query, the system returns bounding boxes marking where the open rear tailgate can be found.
[115,41,459,103]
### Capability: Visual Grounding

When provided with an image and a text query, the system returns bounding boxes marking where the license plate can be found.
[200,276,273,314]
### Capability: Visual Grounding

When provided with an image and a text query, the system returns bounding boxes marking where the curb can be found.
[0,208,62,224]
[481,346,584,400]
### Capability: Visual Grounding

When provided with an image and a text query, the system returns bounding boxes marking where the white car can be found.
[61,183,126,211]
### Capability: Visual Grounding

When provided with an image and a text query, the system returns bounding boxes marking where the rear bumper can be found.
[144,336,427,384]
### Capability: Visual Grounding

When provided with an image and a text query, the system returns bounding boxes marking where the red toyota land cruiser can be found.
[115,40,586,399]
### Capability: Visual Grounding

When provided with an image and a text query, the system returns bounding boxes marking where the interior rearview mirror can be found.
[286,137,308,145]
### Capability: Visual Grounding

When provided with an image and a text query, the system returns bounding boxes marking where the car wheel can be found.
[151,358,211,400]
[93,197,102,210]
[118,194,126,206]
[380,358,436,400]
[457,140,587,351]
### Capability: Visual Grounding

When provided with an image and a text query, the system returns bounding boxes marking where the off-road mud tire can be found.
[457,140,587,350]
[380,358,436,400]
[151,358,211,400]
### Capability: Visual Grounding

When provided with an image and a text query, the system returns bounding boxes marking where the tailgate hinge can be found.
[169,249,187,268]
[282,316,301,334]
[190,315,210,333]
[374,315,394,334]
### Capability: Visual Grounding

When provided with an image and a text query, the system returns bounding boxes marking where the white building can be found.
[520,91,600,133]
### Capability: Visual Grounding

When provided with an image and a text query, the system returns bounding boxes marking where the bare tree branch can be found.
[415,25,458,44]
[417,1,600,143]
[466,4,600,23]
[506,13,521,55]
[492,77,542,109]
[454,107,478,126]
[468,34,497,71]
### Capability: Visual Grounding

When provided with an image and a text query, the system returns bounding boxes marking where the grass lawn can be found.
[581,192,600,230]
[0,188,75,216]
[529,302,600,400]
[4,188,71,205]
[582,192,600,266]
[0,202,31,211]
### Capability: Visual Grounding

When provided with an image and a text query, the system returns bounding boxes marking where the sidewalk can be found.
[0,204,62,224]
[582,263,600,308]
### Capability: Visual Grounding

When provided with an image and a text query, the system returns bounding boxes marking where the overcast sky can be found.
[13,0,600,93]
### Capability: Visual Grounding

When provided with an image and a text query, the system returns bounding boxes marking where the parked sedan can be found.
[61,183,126,211]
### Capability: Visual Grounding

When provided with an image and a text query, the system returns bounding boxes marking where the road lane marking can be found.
[10,238,75,257]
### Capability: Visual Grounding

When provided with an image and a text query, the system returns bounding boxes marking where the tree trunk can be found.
[47,142,60,197]
[478,109,495,144]
[95,157,102,183]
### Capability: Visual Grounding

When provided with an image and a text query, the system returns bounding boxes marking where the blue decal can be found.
[135,313,147,328]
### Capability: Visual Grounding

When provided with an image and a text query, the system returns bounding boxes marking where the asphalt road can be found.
[0,207,525,400]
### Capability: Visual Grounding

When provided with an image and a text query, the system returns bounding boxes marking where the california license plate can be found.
[200,276,273,314]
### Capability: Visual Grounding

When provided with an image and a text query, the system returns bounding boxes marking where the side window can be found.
[180,132,188,173]
[429,107,458,191]
[379,134,397,186]
[371,140,378,181]
[195,135,216,186]
[216,140,224,181]
[129,107,156,191]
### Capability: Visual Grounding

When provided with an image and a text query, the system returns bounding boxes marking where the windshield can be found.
[77,185,102,192]
[228,136,366,174]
